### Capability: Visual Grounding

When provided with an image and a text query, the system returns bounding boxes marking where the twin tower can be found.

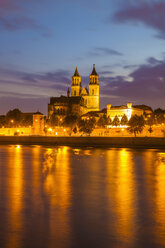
[69,64,100,112]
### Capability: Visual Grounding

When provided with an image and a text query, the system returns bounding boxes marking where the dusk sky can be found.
[1,0,165,114]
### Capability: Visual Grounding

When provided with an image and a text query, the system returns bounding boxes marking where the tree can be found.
[154,108,165,124]
[78,118,96,135]
[63,114,79,128]
[107,116,112,125]
[148,127,153,136]
[21,115,33,126]
[146,114,155,126]
[49,114,59,127]
[6,108,22,127]
[73,126,77,134]
[112,116,120,127]
[121,114,128,126]
[128,115,145,137]
[161,129,165,136]
[97,114,108,127]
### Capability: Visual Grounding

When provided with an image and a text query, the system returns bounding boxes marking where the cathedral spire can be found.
[91,64,98,76]
[67,87,70,97]
[71,66,81,96]
[74,66,80,77]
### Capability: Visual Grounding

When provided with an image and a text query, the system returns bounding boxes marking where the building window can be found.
[92,89,94,95]
[74,90,76,96]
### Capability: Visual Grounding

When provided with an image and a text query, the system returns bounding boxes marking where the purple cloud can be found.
[114,1,165,39]
[1,57,165,113]
[0,0,50,34]
[0,16,44,31]
[100,57,165,108]
[0,67,72,92]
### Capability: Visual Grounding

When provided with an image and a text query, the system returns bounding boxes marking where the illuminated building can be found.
[107,103,144,121]
[32,113,45,135]
[48,64,99,119]
[0,112,45,136]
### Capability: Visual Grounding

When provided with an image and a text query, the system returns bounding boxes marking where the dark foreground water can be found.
[0,145,165,248]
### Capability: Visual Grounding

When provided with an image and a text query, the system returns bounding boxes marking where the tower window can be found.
[92,89,94,95]
[74,90,76,96]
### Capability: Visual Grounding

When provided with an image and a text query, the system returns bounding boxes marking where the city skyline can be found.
[1,0,165,114]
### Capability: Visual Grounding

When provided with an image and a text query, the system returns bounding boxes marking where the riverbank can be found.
[0,136,165,148]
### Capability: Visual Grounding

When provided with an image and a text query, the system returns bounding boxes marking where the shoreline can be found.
[0,136,165,149]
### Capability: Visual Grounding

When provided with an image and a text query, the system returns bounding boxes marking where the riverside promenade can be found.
[0,136,165,149]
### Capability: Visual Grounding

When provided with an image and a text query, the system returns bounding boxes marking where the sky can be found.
[1,0,165,114]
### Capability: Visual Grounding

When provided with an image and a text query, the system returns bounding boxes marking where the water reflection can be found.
[0,146,165,248]
[7,145,23,248]
[106,149,136,247]
[116,149,136,243]
[43,146,72,248]
[155,152,165,246]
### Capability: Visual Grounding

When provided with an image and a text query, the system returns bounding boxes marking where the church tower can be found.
[88,64,99,111]
[71,67,81,97]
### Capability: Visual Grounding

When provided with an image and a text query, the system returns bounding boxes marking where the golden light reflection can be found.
[106,148,136,244]
[117,149,136,242]
[43,146,71,246]
[155,152,165,246]
[32,146,42,206]
[7,145,23,248]
[73,148,80,155]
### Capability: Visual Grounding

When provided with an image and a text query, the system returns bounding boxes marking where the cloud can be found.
[114,1,165,39]
[1,57,165,113]
[0,16,44,31]
[100,56,165,108]
[0,0,50,34]
[0,67,72,95]
[99,70,113,76]
[88,47,123,57]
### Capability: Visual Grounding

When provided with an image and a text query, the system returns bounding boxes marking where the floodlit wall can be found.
[0,127,31,136]
[107,103,144,121]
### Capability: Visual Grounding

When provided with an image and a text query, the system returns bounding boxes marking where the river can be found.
[0,145,165,248]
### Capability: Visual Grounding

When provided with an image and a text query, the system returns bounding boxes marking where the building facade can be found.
[48,65,100,119]
[48,65,153,124]
[106,103,149,121]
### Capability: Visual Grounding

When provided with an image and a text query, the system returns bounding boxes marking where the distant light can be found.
[48,128,52,132]
[17,129,20,132]
[16,145,20,149]
[64,129,66,132]
[55,132,58,135]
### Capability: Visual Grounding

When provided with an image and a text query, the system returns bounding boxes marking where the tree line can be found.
[1,108,165,137]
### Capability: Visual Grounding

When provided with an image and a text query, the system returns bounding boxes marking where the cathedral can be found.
[48,65,100,118]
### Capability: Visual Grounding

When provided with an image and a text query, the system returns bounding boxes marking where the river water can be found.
[0,145,165,248]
